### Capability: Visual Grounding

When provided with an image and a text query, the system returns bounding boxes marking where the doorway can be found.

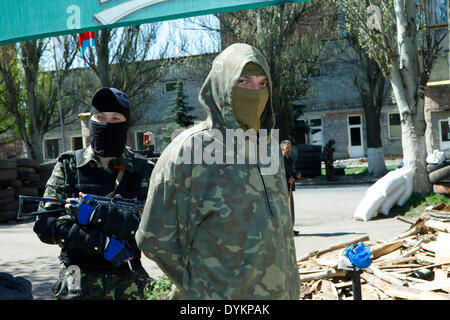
[348,115,364,158]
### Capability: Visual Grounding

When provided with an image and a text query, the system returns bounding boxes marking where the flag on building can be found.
[78,31,96,68]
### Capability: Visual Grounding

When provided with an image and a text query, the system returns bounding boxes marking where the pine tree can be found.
[160,80,196,152]
[165,80,195,127]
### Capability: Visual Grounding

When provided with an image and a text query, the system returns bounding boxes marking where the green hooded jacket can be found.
[136,43,300,299]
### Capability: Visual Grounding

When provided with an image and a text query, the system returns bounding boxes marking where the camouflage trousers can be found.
[52,263,151,300]
[325,161,335,180]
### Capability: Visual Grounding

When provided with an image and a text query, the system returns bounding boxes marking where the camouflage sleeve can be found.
[34,159,73,244]
[39,160,71,210]
[136,176,185,289]
[138,159,154,203]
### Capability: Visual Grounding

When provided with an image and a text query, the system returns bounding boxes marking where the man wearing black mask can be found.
[33,88,154,300]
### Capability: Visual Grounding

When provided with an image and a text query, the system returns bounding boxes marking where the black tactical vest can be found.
[57,149,153,272]
[63,149,151,201]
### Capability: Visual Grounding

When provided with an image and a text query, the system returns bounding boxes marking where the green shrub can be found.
[145,275,173,300]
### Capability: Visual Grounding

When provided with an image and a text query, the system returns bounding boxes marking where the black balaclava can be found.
[89,88,130,157]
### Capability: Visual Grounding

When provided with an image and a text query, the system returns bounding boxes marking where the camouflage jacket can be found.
[136,43,300,299]
[322,142,335,163]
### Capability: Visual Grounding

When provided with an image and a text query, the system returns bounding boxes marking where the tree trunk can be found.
[21,41,44,161]
[95,30,111,87]
[363,97,386,177]
[390,0,431,194]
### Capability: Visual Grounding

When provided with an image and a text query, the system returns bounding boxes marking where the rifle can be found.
[17,194,144,220]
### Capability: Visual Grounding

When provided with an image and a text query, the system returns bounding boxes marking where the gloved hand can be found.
[103,237,133,268]
[70,194,98,225]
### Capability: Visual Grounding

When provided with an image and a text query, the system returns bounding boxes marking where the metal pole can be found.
[53,43,66,152]
[349,270,362,300]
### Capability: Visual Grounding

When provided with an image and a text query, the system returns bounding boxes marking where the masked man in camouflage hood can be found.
[136,43,300,299]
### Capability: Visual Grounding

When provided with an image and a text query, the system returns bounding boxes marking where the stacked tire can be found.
[0,158,56,223]
[427,149,450,196]
[295,144,322,178]
[0,160,19,223]
[428,161,450,195]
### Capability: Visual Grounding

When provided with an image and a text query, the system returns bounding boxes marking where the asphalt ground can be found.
[0,181,410,300]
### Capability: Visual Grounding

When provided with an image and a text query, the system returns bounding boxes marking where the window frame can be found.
[388,112,402,140]
[42,138,60,160]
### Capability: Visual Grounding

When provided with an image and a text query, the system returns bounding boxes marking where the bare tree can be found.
[183,3,334,140]
[337,0,447,193]
[83,24,168,125]
[0,36,78,161]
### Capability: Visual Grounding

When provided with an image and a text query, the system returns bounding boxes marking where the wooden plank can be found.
[409,279,450,291]
[415,253,437,265]
[366,265,405,286]
[436,232,450,264]
[318,280,339,300]
[300,269,347,282]
[297,235,370,262]
[361,272,450,300]
[421,241,437,254]
[384,287,450,300]
[370,239,404,260]
[374,256,417,266]
[387,226,422,242]
[425,220,450,233]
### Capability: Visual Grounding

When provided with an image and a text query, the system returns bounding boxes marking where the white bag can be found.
[396,168,413,206]
[426,150,446,164]
[354,191,386,222]
[379,184,407,215]
[367,169,406,197]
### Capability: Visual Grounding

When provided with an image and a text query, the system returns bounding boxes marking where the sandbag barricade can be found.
[354,167,414,222]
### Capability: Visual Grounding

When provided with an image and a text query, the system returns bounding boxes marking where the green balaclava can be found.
[232,63,269,132]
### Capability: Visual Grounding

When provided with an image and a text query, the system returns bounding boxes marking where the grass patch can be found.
[145,275,173,300]
[389,192,449,217]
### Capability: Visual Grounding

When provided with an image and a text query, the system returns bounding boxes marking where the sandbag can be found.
[429,165,450,184]
[354,191,386,222]
[367,169,406,197]
[379,184,407,215]
[397,168,414,206]
[426,149,446,164]
[0,169,17,182]
[0,160,17,170]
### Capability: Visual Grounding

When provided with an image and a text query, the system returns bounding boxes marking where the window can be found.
[44,138,59,160]
[348,116,361,125]
[71,136,83,151]
[164,81,180,93]
[388,113,401,139]
[439,119,450,149]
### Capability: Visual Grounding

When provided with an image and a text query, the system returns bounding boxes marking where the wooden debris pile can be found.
[298,202,450,300]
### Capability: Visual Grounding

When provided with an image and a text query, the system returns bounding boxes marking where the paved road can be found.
[293,184,408,258]
[0,183,409,300]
